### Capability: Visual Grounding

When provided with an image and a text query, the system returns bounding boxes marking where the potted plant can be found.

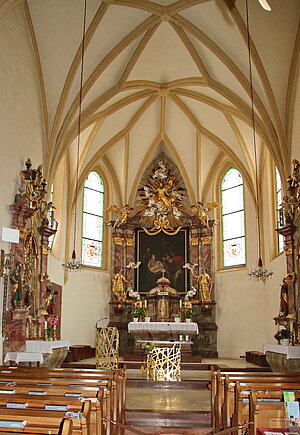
[131,307,144,322]
[144,311,151,322]
[274,328,290,345]
[184,309,193,323]
[173,313,181,323]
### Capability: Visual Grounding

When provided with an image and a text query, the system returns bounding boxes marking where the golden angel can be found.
[106,204,133,228]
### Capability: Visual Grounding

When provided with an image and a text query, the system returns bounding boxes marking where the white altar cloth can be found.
[128,321,199,335]
[25,340,70,354]
[264,343,300,359]
[4,352,44,364]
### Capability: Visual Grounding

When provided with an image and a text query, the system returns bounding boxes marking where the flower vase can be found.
[185,318,191,323]
[174,317,181,323]
[144,317,151,322]
[133,317,139,322]
[281,338,289,345]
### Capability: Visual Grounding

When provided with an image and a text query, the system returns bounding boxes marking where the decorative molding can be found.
[113,237,124,246]
[201,236,211,245]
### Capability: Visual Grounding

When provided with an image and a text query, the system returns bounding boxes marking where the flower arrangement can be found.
[274,328,290,343]
[140,342,155,377]
[37,315,59,340]
[131,307,144,318]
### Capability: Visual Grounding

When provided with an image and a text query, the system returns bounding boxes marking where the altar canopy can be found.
[108,154,218,358]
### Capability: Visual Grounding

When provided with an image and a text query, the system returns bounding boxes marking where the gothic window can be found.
[221,168,246,267]
[82,171,104,267]
[275,167,284,253]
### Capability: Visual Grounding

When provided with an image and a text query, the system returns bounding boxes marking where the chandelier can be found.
[245,0,273,283]
[62,0,87,271]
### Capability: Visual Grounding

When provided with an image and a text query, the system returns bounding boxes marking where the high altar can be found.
[108,154,218,358]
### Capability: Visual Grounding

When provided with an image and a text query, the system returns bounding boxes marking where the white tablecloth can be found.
[264,343,300,359]
[4,352,44,364]
[128,321,199,335]
[25,340,70,354]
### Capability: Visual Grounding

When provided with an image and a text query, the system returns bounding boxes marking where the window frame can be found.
[275,167,284,254]
[81,170,104,268]
[221,168,246,268]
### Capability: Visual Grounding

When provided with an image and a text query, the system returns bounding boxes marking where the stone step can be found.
[126,410,211,428]
[126,378,210,389]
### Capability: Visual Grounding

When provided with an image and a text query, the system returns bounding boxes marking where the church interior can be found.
[0,0,300,433]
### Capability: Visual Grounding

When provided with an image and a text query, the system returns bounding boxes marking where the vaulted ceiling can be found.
[24,0,300,205]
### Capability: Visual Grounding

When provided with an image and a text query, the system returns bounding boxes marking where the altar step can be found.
[125,409,211,428]
[126,379,210,389]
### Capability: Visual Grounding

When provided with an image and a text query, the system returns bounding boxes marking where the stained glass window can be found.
[275,167,284,253]
[221,168,245,267]
[82,171,104,267]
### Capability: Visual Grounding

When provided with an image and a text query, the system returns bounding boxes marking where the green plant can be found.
[173,313,180,318]
[274,329,290,342]
[184,309,193,318]
[144,310,150,317]
[131,307,144,318]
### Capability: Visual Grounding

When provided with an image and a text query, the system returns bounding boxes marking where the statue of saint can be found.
[10,262,23,309]
[111,270,131,301]
[197,271,213,302]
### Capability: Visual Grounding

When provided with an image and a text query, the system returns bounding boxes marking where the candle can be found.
[144,299,147,309]
[179,299,182,308]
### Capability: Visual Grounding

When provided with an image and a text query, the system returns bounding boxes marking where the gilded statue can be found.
[198,271,213,302]
[10,262,23,309]
[111,269,131,301]
[191,201,219,227]
[106,204,133,229]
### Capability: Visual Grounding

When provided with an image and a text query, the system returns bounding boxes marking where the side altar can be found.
[107,154,218,358]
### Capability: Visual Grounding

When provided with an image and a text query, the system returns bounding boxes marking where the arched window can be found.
[82,171,104,267]
[275,167,284,253]
[221,168,245,267]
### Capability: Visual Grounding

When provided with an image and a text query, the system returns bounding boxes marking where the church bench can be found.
[0,389,104,435]
[224,381,300,434]
[211,367,300,430]
[221,375,300,430]
[0,399,91,434]
[0,367,126,433]
[0,378,113,435]
[249,390,286,435]
[0,417,72,435]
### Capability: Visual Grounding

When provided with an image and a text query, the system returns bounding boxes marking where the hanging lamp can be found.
[245,0,273,283]
[62,0,87,271]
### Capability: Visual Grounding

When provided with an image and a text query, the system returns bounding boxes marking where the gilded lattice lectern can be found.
[96,326,119,369]
[147,345,181,381]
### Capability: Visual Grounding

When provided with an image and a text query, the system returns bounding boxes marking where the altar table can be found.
[128,321,198,341]
[25,340,70,353]
[264,343,300,372]
[4,352,44,366]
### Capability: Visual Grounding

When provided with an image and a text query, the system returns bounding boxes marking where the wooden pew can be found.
[0,366,126,435]
[0,365,126,432]
[0,417,73,435]
[211,367,300,430]
[0,399,91,434]
[249,390,286,435]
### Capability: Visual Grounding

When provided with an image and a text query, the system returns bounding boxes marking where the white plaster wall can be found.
[61,270,111,346]
[0,6,44,362]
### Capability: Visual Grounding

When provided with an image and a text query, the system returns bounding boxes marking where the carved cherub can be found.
[106,204,133,228]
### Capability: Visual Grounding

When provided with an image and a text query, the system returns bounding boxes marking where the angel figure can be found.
[106,204,133,228]
[191,201,220,227]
